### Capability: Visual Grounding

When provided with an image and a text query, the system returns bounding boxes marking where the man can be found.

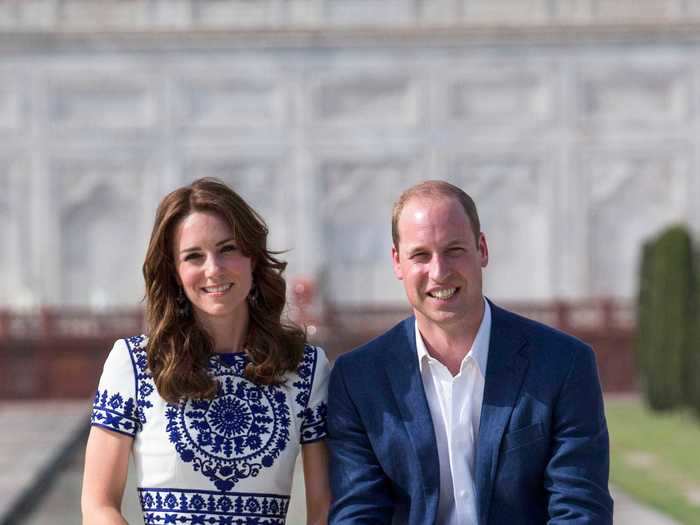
[327,180,613,524]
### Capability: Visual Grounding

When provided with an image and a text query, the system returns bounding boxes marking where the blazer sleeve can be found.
[327,356,394,525]
[545,344,614,524]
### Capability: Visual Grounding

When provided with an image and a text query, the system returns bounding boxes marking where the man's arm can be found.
[545,344,614,524]
[326,356,395,524]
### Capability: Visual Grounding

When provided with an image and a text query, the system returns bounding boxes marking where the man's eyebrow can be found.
[180,238,236,254]
[405,246,427,256]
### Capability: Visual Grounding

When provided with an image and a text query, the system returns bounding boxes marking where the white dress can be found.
[91,335,330,524]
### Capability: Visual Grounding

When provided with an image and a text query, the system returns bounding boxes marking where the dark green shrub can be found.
[636,240,655,400]
[637,225,694,411]
[688,246,700,415]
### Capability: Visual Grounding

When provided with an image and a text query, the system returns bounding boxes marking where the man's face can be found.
[392,195,488,330]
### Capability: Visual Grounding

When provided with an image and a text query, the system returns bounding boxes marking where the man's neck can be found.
[416,302,485,376]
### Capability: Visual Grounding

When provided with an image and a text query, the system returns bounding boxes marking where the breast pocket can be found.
[502,422,546,453]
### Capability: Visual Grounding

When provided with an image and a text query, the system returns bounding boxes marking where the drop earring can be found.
[176,286,190,317]
[247,283,261,308]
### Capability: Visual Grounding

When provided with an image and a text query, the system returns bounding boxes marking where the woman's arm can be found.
[81,426,132,525]
[302,440,331,525]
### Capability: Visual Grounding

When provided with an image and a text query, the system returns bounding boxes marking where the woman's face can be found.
[173,211,253,329]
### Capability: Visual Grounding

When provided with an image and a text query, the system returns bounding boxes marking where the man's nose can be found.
[429,254,449,281]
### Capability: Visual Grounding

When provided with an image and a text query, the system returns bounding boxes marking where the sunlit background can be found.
[1,1,699,523]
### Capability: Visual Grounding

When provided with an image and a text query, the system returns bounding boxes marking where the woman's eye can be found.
[221,244,237,253]
[184,253,201,261]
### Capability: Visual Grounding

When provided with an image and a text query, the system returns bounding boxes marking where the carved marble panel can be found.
[0,83,25,131]
[446,67,553,127]
[58,0,150,28]
[583,149,689,298]
[593,0,680,20]
[51,156,150,306]
[576,66,691,126]
[449,154,551,301]
[194,0,274,27]
[182,156,289,251]
[47,76,156,131]
[319,156,419,303]
[461,0,548,23]
[173,75,287,129]
[310,73,419,127]
[0,157,32,306]
[325,0,415,25]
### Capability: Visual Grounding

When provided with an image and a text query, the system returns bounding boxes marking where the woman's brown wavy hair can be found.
[142,177,306,404]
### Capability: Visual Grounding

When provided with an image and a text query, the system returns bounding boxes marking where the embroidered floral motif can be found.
[166,353,292,491]
[125,335,155,426]
[91,388,140,436]
[300,402,328,443]
[293,346,316,409]
[293,346,328,443]
[139,488,289,524]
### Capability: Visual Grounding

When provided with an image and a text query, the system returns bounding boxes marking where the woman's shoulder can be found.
[101,334,151,377]
[295,345,330,378]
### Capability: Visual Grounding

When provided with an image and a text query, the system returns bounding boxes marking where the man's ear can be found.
[391,245,403,280]
[478,233,489,268]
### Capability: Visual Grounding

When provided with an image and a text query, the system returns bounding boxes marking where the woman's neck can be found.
[196,307,250,353]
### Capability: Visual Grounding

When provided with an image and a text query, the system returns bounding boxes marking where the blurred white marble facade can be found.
[0,0,699,308]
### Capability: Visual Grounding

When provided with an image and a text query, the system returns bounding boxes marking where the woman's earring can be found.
[247,283,261,308]
[176,286,190,317]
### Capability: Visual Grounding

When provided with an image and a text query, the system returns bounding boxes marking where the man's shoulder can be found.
[334,316,413,369]
[491,302,591,357]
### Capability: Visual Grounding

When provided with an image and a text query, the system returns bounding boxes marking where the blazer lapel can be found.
[475,303,529,525]
[385,318,441,506]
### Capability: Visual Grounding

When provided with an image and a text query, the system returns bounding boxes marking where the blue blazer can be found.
[327,301,613,524]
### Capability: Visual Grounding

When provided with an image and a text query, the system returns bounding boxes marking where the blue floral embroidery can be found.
[294,346,328,443]
[125,335,155,426]
[166,353,291,491]
[91,335,156,436]
[139,488,289,524]
[293,346,316,409]
[91,388,140,436]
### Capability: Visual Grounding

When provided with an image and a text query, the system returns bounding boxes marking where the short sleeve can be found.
[90,339,140,438]
[298,347,330,445]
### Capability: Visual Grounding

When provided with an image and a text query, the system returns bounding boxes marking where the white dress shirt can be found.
[415,299,492,525]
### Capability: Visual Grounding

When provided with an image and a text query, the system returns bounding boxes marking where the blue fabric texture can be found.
[327,300,614,525]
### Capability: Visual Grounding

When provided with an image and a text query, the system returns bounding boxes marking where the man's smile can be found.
[427,287,459,300]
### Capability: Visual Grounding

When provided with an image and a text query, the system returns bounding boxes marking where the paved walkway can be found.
[0,401,683,524]
[0,401,88,525]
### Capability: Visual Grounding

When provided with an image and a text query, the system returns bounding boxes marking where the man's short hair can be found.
[391,180,481,250]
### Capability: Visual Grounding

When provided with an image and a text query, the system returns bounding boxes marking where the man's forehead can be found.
[398,194,471,228]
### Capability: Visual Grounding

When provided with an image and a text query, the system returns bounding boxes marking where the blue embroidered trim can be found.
[293,346,316,410]
[165,353,292,492]
[294,346,328,444]
[91,335,156,436]
[91,388,140,436]
[138,488,289,524]
[125,335,155,427]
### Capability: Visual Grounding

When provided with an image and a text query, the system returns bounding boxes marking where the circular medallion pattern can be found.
[165,354,291,491]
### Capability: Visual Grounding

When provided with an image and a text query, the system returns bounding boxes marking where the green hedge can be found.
[636,225,695,411]
[689,247,700,416]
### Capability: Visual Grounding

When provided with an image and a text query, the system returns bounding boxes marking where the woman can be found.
[82,178,330,524]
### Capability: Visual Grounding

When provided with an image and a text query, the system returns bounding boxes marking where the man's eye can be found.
[411,253,429,262]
